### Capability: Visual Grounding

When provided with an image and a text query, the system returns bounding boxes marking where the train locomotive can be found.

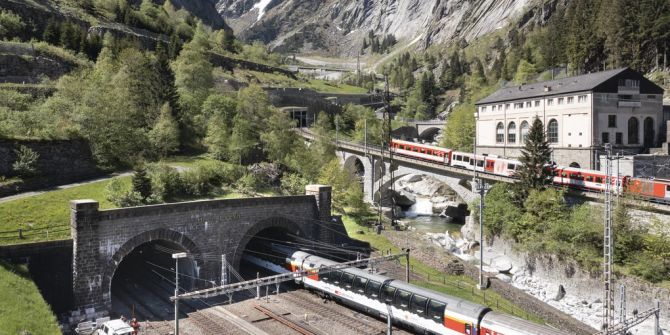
[391,139,670,202]
[284,251,570,335]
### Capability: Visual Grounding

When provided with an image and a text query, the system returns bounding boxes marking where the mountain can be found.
[216,0,554,56]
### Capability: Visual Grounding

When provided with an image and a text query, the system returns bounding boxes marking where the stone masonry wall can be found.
[71,187,335,311]
[0,139,101,197]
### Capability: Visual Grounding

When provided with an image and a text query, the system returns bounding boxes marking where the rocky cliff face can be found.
[216,0,552,56]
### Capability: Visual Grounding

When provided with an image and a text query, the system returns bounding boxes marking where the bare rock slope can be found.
[217,0,545,56]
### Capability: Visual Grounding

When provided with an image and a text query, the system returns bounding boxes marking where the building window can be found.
[644,117,655,148]
[526,101,532,108]
[481,106,487,113]
[558,97,564,105]
[628,117,639,144]
[498,104,503,110]
[505,103,510,110]
[496,122,505,143]
[547,119,558,143]
[567,96,574,104]
[547,99,554,106]
[534,100,540,107]
[508,122,516,144]
[608,115,617,128]
[619,79,640,88]
[578,95,587,103]
[615,132,623,144]
[491,105,496,111]
[599,94,608,103]
[514,102,523,109]
[520,121,530,143]
[602,132,610,144]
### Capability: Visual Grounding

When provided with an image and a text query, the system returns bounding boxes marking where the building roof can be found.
[477,68,632,105]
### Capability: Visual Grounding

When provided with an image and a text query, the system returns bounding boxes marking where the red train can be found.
[390,139,670,202]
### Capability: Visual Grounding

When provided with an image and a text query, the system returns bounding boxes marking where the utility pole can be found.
[619,285,626,326]
[335,114,339,146]
[172,252,187,335]
[221,254,228,286]
[603,143,614,332]
[364,118,368,156]
[384,74,396,227]
[473,134,487,290]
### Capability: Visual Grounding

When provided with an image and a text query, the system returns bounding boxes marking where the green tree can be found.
[131,165,152,200]
[514,59,537,84]
[149,103,180,158]
[260,108,299,164]
[203,94,237,159]
[229,113,256,164]
[441,102,474,151]
[514,117,553,202]
[42,20,60,44]
[0,9,25,39]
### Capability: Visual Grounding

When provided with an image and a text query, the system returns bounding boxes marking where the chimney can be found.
[544,86,551,92]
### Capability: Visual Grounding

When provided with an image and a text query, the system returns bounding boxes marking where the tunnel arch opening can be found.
[419,127,441,142]
[110,239,198,320]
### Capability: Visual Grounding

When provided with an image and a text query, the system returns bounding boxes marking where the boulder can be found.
[439,201,468,221]
[403,174,423,183]
[495,273,512,283]
[490,256,514,274]
[393,190,416,206]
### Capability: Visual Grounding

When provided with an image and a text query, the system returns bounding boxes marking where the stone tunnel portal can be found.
[110,239,197,321]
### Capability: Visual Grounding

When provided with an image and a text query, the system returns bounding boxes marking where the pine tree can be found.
[131,165,152,200]
[43,20,59,45]
[514,117,553,202]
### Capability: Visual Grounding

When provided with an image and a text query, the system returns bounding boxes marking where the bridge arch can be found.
[232,216,306,271]
[419,127,442,141]
[343,155,366,180]
[102,228,203,311]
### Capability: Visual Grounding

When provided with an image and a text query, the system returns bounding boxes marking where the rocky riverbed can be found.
[422,216,670,335]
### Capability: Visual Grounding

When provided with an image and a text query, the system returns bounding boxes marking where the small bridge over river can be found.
[298,130,513,204]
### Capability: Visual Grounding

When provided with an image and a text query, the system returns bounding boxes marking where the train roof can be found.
[481,311,572,335]
[387,279,489,317]
[392,139,451,151]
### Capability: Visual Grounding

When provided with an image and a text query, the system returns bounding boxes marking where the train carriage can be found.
[283,250,571,335]
[480,311,570,335]
[552,167,627,193]
[391,139,452,164]
[627,178,670,200]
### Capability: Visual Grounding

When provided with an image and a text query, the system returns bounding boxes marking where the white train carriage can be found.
[480,311,570,335]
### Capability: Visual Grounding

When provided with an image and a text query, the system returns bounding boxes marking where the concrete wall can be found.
[70,186,334,311]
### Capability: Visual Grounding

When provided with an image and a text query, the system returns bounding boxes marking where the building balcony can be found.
[617,86,640,94]
[618,99,641,108]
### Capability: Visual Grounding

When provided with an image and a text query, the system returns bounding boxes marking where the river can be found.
[399,197,463,234]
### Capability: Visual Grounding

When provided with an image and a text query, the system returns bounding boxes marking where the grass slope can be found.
[0,261,60,335]
[341,215,544,324]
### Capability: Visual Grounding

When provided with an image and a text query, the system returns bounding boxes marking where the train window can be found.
[507,163,515,170]
[596,177,603,183]
[331,270,343,285]
[394,289,412,310]
[427,300,446,323]
[341,272,355,289]
[365,280,382,299]
[586,176,593,181]
[320,270,330,282]
[353,276,368,294]
[561,173,567,178]
[454,155,461,161]
[410,294,428,316]
[477,160,484,167]
[381,285,396,303]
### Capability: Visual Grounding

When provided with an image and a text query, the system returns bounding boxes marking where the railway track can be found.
[254,304,319,335]
[281,291,393,335]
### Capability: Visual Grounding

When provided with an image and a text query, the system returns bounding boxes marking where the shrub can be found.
[105,178,144,207]
[629,253,669,283]
[147,164,182,200]
[236,173,259,195]
[12,146,39,177]
[280,173,308,195]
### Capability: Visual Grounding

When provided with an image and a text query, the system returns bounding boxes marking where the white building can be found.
[475,68,665,169]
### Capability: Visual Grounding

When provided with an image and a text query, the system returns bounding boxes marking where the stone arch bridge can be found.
[70,185,344,312]
[299,130,514,204]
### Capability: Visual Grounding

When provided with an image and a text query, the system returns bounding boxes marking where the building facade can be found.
[475,68,664,169]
